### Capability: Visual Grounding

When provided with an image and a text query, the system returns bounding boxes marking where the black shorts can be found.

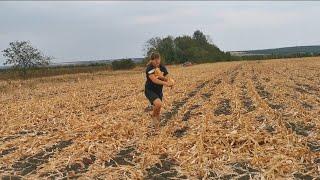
[145,88,163,105]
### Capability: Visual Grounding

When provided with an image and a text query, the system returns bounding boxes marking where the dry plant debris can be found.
[0,57,319,179]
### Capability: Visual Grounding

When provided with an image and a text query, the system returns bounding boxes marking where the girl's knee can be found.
[153,100,162,109]
[155,103,162,109]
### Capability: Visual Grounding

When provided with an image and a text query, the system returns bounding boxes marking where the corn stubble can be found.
[0,57,319,179]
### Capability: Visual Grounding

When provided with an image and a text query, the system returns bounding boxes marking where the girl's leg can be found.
[152,98,162,129]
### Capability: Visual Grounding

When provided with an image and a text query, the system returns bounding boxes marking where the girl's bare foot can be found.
[151,115,160,130]
[148,112,159,130]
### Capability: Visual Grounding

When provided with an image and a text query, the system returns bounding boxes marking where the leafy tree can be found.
[157,36,177,63]
[174,35,196,62]
[144,30,231,64]
[144,37,162,57]
[193,30,207,46]
[2,41,52,76]
[142,37,162,64]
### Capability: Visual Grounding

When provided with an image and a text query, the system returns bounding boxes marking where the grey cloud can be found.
[1,1,320,64]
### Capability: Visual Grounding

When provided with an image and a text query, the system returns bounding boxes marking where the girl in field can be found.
[145,52,174,129]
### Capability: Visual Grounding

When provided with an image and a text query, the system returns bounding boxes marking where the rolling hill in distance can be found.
[229,45,320,56]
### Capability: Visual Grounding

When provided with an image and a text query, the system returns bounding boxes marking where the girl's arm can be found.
[158,75,169,81]
[149,74,171,86]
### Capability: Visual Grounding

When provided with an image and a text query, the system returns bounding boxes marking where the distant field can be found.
[0,57,319,179]
[0,65,113,80]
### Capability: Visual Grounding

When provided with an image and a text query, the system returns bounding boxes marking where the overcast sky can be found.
[1,1,320,64]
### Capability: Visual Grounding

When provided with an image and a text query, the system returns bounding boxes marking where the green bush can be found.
[111,59,136,70]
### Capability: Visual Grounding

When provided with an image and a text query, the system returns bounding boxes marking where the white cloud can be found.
[213,9,302,29]
[132,8,199,25]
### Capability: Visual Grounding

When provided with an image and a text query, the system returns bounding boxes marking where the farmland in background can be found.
[0,57,319,179]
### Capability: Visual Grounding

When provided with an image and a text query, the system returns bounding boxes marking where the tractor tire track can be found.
[254,69,318,138]
[173,77,224,138]
[273,69,320,108]
[0,147,18,158]
[144,154,187,179]
[161,79,211,126]
[252,70,317,137]
[0,130,50,161]
[239,83,256,113]
[208,162,260,180]
[1,140,73,177]
[0,130,48,144]
[40,154,97,179]
[252,74,285,111]
[165,66,238,126]
[250,66,319,179]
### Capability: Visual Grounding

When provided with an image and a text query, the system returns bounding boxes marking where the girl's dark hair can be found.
[150,52,160,60]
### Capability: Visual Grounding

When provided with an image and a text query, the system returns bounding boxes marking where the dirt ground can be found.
[0,57,319,179]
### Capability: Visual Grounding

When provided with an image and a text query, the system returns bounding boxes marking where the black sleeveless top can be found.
[145,64,168,94]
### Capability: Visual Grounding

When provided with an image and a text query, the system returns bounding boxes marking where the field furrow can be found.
[1,58,319,179]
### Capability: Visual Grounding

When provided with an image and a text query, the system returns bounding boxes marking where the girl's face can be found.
[152,58,161,67]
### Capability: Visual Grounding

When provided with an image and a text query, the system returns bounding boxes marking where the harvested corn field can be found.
[0,57,319,179]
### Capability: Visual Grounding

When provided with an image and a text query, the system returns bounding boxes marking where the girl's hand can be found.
[168,78,175,86]
[166,79,174,87]
[164,81,173,87]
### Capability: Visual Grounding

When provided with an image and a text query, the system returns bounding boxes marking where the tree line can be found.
[143,30,232,64]
[143,30,320,64]
[2,32,320,78]
[0,41,137,78]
